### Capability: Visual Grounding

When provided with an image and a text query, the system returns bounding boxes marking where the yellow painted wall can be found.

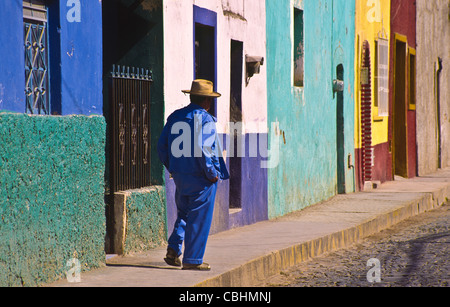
[354,0,390,149]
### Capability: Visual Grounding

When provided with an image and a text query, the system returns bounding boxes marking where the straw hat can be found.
[182,79,221,98]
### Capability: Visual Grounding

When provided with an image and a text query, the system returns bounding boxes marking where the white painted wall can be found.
[163,0,267,134]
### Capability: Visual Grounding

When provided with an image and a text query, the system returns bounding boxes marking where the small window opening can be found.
[293,8,304,87]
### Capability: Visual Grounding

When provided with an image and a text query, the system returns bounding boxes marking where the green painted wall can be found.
[266,0,355,219]
[122,186,167,254]
[0,113,106,286]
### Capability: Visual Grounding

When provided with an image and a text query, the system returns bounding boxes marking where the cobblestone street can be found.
[260,203,450,287]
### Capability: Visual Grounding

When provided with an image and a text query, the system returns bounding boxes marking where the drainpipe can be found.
[435,57,443,168]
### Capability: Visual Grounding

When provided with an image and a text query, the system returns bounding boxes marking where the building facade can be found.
[389,0,417,179]
[416,0,450,175]
[0,0,105,286]
[0,0,446,287]
[354,0,392,190]
[163,0,268,235]
[266,0,356,218]
[102,0,166,256]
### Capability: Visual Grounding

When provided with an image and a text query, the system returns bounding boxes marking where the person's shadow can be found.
[106,262,181,270]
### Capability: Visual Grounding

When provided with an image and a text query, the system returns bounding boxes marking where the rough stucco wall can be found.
[122,186,166,254]
[0,113,106,286]
[416,0,450,175]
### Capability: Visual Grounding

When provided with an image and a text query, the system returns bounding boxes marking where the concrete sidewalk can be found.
[47,168,450,287]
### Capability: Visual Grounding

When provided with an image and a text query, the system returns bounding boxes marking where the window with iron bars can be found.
[24,0,50,115]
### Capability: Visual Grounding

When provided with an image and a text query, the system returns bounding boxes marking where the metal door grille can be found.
[24,1,49,115]
[110,65,153,193]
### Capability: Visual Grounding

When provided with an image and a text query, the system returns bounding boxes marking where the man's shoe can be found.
[164,247,181,267]
[182,262,211,271]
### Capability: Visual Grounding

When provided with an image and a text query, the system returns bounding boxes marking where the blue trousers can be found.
[168,174,218,265]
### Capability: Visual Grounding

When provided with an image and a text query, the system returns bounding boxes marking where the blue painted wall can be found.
[166,133,268,236]
[0,0,102,115]
[228,133,268,229]
[165,4,268,236]
[0,0,106,284]
[0,0,25,113]
[58,0,103,115]
[266,0,355,219]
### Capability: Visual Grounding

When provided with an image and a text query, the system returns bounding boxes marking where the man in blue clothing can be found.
[157,79,229,271]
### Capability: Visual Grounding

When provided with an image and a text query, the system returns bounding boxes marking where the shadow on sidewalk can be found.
[106,262,181,270]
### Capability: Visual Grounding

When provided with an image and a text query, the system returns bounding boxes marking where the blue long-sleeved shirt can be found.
[157,103,229,185]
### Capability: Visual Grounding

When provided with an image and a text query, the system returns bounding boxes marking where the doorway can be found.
[336,64,345,194]
[435,57,443,169]
[102,0,164,254]
[393,38,408,178]
[194,6,217,117]
[229,39,243,210]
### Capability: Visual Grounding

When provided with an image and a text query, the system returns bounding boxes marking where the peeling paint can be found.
[141,0,162,12]
[223,9,247,22]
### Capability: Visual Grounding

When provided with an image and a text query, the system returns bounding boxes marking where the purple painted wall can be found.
[166,133,268,237]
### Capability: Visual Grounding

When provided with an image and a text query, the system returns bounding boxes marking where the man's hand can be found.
[209,176,219,183]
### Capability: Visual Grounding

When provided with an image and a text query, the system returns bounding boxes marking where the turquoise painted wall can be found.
[266,0,355,219]
[0,113,106,286]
